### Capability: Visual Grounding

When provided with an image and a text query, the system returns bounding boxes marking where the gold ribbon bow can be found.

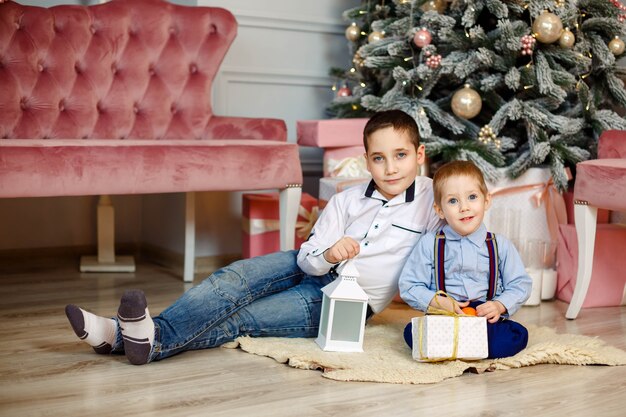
[242,205,319,241]
[327,155,371,178]
[490,168,572,253]
[418,291,474,362]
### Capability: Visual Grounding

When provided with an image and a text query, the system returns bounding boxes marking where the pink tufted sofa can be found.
[0,0,303,281]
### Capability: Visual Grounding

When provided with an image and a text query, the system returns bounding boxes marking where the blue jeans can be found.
[112,250,335,362]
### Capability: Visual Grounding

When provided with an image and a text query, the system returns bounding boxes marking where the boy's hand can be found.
[429,294,469,314]
[476,301,506,323]
[323,237,360,264]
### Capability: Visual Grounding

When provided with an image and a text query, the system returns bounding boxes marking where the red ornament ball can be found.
[413,28,432,48]
[337,86,352,97]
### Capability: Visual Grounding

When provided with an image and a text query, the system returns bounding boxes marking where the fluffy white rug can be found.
[223,321,626,384]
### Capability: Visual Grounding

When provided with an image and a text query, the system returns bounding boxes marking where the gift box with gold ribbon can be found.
[411,314,488,362]
[323,146,367,177]
[242,193,319,259]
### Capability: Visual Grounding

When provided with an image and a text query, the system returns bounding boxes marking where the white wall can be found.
[0,0,358,259]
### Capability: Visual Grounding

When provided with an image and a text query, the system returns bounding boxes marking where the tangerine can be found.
[461,306,477,316]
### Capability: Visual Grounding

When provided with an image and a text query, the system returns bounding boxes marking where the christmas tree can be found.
[328,0,626,188]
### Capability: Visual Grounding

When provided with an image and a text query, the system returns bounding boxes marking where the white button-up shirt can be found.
[297,177,444,312]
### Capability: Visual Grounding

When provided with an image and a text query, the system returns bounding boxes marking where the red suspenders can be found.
[434,230,499,300]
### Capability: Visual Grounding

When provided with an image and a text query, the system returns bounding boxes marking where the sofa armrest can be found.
[206,116,287,141]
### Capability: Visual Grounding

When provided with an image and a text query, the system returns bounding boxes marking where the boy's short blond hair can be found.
[432,160,488,206]
[362,110,420,152]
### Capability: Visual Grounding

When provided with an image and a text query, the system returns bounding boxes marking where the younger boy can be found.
[399,160,531,359]
[65,109,444,365]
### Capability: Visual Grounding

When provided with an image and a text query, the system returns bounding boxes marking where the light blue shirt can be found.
[398,223,532,317]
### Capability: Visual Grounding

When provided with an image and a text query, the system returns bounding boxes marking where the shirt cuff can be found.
[306,246,336,271]
[493,293,517,317]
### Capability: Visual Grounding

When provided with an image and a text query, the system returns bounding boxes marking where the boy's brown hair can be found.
[432,160,489,206]
[362,110,420,152]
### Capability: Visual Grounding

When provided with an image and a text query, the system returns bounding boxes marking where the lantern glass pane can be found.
[319,296,330,337]
[330,300,363,342]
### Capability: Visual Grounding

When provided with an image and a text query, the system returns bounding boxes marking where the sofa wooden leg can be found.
[565,202,598,319]
[279,185,302,251]
[80,195,135,273]
[183,192,196,283]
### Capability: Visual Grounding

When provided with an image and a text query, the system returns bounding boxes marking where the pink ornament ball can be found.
[413,29,432,48]
[337,87,352,97]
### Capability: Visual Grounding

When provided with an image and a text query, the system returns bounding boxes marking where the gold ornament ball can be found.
[451,85,482,119]
[345,23,360,42]
[532,11,563,44]
[368,30,384,43]
[421,0,446,14]
[609,36,625,56]
[558,28,575,49]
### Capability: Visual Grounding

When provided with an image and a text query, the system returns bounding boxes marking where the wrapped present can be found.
[319,177,370,209]
[411,315,488,362]
[484,167,570,259]
[242,193,319,258]
[297,119,368,148]
[556,223,626,308]
[323,146,367,177]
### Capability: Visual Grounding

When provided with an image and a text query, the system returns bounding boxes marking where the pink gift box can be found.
[242,193,318,259]
[323,146,367,177]
[297,119,368,148]
[556,223,626,307]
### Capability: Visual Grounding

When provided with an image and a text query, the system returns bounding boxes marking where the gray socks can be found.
[65,304,117,354]
[117,289,155,365]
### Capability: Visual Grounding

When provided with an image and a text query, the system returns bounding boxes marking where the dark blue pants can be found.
[403,303,528,359]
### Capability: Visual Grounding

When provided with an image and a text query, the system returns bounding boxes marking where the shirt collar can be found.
[442,222,487,247]
[364,179,416,204]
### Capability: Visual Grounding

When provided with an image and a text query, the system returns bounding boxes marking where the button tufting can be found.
[37,63,44,72]
[208,24,217,35]
[74,63,82,74]
[170,104,177,114]
[189,64,198,74]
[20,97,28,110]
[133,104,139,114]
[111,63,118,75]
[148,64,155,76]
[58,100,65,112]
[169,26,177,36]
[96,101,103,113]
[90,25,96,35]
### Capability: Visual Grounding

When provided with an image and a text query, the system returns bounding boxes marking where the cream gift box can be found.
[319,177,370,209]
[411,315,488,362]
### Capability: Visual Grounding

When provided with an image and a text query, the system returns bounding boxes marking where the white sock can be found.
[117,290,155,365]
[65,305,117,354]
[118,307,155,346]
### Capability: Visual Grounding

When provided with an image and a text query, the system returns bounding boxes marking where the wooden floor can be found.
[0,257,625,417]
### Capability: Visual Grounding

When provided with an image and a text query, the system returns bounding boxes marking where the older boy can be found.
[399,160,531,358]
[66,110,443,365]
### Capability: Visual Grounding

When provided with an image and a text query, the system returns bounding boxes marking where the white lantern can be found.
[315,260,369,352]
